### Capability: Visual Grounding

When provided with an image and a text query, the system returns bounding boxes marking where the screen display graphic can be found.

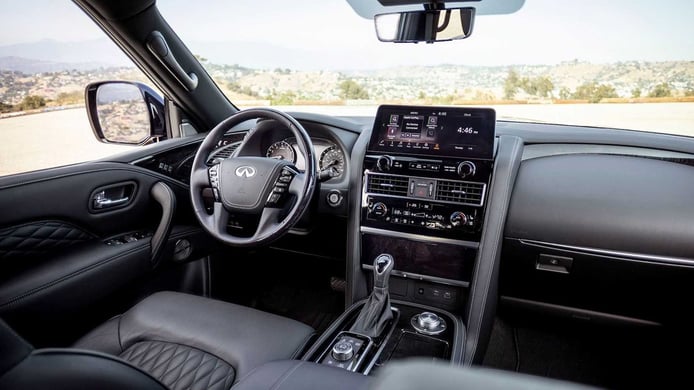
[369,105,496,160]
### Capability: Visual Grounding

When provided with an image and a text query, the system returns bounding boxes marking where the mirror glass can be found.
[96,83,150,144]
[375,7,474,43]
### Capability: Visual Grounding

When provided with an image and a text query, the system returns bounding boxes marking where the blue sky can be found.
[1,0,693,69]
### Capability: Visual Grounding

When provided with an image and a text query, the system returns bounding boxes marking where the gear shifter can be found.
[350,253,394,338]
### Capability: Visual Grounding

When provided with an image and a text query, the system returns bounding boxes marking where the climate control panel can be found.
[364,196,481,240]
[361,154,492,241]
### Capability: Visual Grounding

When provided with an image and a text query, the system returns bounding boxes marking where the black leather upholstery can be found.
[371,359,596,390]
[74,291,315,384]
[0,319,166,390]
[231,360,370,390]
[0,220,94,261]
[120,341,235,390]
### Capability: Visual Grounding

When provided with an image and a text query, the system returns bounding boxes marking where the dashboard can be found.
[123,107,694,328]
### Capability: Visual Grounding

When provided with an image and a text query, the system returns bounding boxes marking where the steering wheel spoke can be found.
[288,171,307,197]
[250,207,283,241]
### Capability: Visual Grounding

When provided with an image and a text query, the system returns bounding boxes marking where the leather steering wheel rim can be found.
[189,108,316,247]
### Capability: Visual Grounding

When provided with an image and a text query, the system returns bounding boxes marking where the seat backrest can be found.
[0,319,167,390]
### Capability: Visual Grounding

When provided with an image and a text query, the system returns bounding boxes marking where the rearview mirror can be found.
[375,7,475,43]
[85,81,165,145]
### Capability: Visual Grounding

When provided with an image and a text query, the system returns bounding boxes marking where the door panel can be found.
[0,161,209,346]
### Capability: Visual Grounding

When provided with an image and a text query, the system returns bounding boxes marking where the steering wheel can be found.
[190,108,317,246]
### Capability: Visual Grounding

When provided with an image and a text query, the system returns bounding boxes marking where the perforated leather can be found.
[0,220,94,260]
[120,341,235,390]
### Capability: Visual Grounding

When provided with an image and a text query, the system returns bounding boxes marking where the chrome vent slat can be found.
[366,174,409,196]
[435,180,484,205]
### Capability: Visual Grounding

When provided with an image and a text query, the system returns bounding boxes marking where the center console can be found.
[303,105,497,374]
[361,105,495,306]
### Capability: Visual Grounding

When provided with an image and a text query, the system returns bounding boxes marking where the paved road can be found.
[1,103,693,176]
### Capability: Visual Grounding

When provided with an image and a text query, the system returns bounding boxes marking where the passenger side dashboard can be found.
[501,145,694,326]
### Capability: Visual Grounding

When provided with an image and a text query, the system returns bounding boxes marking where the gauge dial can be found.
[319,145,345,177]
[266,140,296,163]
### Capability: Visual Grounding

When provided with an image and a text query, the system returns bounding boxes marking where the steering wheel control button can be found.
[331,340,354,362]
[208,165,220,188]
[411,312,447,335]
[327,190,343,207]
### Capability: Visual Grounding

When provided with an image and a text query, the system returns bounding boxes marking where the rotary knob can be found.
[369,202,388,218]
[376,155,393,172]
[417,312,442,330]
[457,161,476,179]
[411,311,447,335]
[331,340,354,362]
[450,211,467,227]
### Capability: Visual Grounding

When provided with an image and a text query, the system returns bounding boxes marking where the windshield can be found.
[158,0,694,136]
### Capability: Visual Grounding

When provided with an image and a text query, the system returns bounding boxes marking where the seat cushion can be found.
[120,341,235,390]
[74,291,315,385]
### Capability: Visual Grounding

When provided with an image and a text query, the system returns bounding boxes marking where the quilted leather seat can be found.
[72,291,315,389]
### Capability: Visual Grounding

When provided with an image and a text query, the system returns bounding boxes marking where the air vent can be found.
[435,180,485,206]
[366,174,409,197]
[207,142,240,164]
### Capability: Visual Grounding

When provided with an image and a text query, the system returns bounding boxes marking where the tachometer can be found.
[266,140,296,163]
[319,145,345,177]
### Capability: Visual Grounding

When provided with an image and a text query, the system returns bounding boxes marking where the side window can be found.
[0,2,160,177]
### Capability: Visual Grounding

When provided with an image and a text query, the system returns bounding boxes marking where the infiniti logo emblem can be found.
[235,166,256,178]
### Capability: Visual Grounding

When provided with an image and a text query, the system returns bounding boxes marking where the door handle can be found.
[89,182,137,212]
[93,191,130,209]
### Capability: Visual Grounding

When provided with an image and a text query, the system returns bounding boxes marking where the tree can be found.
[572,82,618,103]
[531,76,554,98]
[648,83,671,98]
[0,101,13,113]
[631,88,642,98]
[18,95,46,110]
[338,79,369,100]
[503,68,520,99]
[559,87,571,100]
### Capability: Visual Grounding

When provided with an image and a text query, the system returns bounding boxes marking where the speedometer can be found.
[319,145,345,177]
[266,140,296,163]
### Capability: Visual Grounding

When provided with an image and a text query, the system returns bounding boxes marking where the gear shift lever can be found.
[350,254,394,338]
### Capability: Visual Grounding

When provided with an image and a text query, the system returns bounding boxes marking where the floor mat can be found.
[484,315,690,389]
[254,283,343,333]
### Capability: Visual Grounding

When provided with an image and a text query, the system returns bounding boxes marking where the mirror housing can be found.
[86,81,165,145]
[375,6,475,43]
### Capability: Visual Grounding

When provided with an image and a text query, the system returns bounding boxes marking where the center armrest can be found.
[231,360,369,390]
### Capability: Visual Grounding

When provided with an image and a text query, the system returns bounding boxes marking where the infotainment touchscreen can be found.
[367,105,496,160]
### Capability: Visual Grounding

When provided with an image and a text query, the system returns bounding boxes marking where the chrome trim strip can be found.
[501,296,661,327]
[519,239,694,267]
[130,155,155,165]
[362,264,470,288]
[360,226,480,248]
[364,171,486,207]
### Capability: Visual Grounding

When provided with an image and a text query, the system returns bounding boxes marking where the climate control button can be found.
[370,202,388,218]
[449,211,467,227]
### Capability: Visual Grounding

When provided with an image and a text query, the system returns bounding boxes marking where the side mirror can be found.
[375,7,475,43]
[85,81,165,145]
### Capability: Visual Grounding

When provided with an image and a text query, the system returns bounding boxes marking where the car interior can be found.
[1,0,693,389]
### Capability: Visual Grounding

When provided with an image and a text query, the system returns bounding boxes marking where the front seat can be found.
[71,291,314,389]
